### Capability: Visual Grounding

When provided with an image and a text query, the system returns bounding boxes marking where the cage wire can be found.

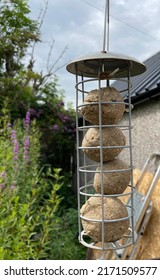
[66,0,146,259]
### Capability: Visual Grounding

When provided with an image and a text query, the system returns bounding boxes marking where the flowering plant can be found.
[28,80,76,172]
[0,108,63,259]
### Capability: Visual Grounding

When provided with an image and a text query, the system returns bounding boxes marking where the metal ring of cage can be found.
[75,77,132,94]
[79,184,135,198]
[79,227,137,251]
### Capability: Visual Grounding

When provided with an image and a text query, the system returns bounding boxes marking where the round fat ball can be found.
[93,159,131,194]
[80,196,129,242]
[81,87,125,125]
[82,127,126,162]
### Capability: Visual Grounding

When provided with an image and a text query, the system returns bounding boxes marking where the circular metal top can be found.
[66,51,146,78]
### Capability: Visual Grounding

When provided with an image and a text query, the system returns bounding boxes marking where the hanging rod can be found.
[102,0,110,52]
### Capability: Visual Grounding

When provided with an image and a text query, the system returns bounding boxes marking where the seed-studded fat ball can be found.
[93,159,131,194]
[80,196,129,242]
[82,127,126,162]
[81,87,125,125]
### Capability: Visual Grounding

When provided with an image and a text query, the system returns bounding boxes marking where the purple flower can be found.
[10,128,19,164]
[53,124,59,131]
[13,139,19,165]
[13,139,19,155]
[11,130,16,142]
[0,183,5,189]
[24,136,30,148]
[25,111,30,126]
[59,114,69,122]
[13,155,18,161]
[11,136,19,165]
[10,185,16,190]
[29,108,37,116]
[23,155,28,161]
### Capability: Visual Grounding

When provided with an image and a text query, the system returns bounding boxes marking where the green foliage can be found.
[50,208,87,260]
[0,0,39,75]
[0,110,63,259]
[0,0,40,117]
[32,79,76,171]
[0,109,85,260]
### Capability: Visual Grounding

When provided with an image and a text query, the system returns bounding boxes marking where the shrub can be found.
[0,108,63,259]
[29,80,76,172]
[50,208,87,260]
[0,107,85,260]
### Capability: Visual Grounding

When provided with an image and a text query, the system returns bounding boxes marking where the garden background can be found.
[0,0,86,260]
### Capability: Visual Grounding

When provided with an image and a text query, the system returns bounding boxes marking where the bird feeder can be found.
[66,0,146,259]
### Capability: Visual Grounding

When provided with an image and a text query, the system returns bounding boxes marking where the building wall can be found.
[119,98,160,169]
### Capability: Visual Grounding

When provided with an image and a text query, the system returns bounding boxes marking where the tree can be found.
[0,0,40,115]
[0,0,39,74]
[0,0,76,172]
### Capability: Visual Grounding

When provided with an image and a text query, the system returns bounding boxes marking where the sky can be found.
[28,0,160,107]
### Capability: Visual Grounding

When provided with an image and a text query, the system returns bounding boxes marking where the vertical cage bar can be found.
[97,71,105,250]
[75,64,82,242]
[127,63,135,243]
[81,74,88,202]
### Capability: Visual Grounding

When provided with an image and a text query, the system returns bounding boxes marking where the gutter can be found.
[125,85,160,106]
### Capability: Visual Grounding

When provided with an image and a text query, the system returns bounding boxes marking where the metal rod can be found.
[81,74,88,202]
[75,64,82,242]
[135,155,160,232]
[98,68,105,251]
[127,63,135,244]
[103,0,110,52]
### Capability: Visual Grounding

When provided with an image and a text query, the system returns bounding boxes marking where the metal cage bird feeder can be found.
[66,0,146,259]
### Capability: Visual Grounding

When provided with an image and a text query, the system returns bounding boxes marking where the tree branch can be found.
[47,45,68,75]
[29,0,49,68]
[47,38,55,73]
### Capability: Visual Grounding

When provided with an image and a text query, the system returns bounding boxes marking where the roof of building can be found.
[112,51,160,105]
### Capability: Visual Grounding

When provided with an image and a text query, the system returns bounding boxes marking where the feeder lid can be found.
[66,51,146,78]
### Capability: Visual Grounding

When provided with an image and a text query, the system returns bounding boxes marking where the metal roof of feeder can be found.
[66,1,146,79]
[66,51,146,78]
